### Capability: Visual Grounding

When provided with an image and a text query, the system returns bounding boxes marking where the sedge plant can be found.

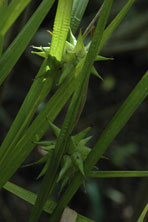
[0,0,148,221]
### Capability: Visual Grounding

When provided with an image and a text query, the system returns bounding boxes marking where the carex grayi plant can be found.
[0,0,148,221]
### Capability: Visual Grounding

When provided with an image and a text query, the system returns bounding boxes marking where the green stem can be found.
[88,171,148,178]
[83,3,104,39]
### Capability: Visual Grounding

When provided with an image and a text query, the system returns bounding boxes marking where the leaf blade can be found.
[0,0,31,35]
[50,0,73,61]
[0,0,55,85]
[3,181,94,222]
[137,202,148,222]
[71,0,89,34]
[99,0,136,52]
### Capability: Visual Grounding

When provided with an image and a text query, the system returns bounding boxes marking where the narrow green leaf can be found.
[137,202,148,222]
[0,0,31,35]
[0,0,8,17]
[49,0,73,61]
[88,171,148,178]
[0,0,7,53]
[71,0,89,34]
[0,68,76,188]
[3,181,56,214]
[0,35,4,54]
[85,70,148,173]
[0,0,55,85]
[3,181,94,222]
[99,0,136,52]
[0,0,7,8]
[0,56,60,162]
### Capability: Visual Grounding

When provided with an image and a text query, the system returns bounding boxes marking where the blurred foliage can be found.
[111,143,138,167]
[103,11,148,55]
[101,75,115,92]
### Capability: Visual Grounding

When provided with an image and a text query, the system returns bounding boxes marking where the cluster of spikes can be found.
[31,29,113,84]
[33,121,93,192]
[31,120,107,191]
[30,29,110,191]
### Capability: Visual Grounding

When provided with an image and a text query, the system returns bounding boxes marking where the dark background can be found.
[0,0,148,221]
